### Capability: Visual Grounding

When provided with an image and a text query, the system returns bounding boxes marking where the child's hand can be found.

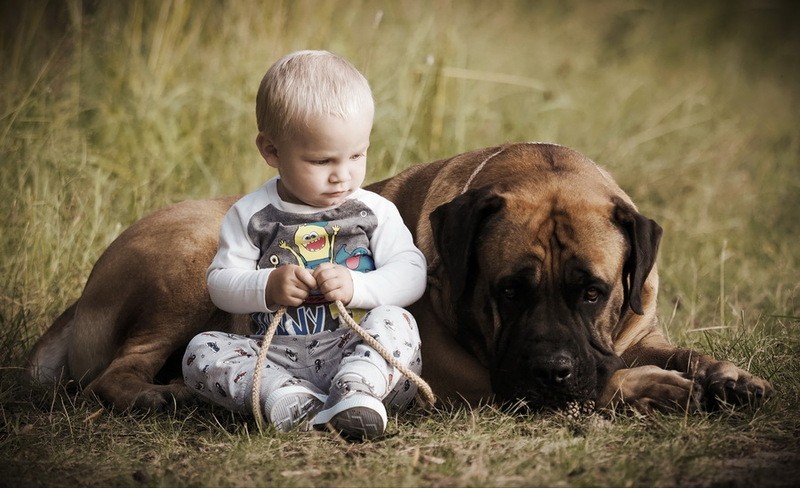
[265,265,317,308]
[312,263,354,305]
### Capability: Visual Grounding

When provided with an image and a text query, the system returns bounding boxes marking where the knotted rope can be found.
[250,300,436,431]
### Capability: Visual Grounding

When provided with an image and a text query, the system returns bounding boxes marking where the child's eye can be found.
[350,153,365,161]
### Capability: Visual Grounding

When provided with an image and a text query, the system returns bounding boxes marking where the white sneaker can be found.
[264,384,327,432]
[312,373,387,440]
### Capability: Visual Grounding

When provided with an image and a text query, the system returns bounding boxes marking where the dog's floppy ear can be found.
[430,186,506,301]
[612,197,662,315]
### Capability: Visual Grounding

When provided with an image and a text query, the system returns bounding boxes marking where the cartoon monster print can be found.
[279,223,339,269]
[285,348,298,363]
[269,220,376,320]
[279,223,376,272]
[233,371,247,384]
[206,342,220,353]
[215,382,227,398]
[334,244,375,272]
[307,339,320,355]
[186,354,196,366]
[278,223,340,305]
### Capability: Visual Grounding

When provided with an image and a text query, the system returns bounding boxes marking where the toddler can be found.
[182,50,427,440]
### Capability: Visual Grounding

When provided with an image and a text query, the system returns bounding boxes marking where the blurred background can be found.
[1,0,798,367]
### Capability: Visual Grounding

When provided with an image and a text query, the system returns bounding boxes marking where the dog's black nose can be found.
[534,352,574,386]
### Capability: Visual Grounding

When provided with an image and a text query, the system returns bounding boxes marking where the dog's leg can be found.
[598,365,702,413]
[619,333,773,409]
[26,302,77,384]
[82,309,214,411]
[84,355,191,411]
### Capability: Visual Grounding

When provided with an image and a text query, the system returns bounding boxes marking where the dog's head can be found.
[430,150,661,409]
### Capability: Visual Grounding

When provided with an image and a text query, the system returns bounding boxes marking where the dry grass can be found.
[1,0,799,486]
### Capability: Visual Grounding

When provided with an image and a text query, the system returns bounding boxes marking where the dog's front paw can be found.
[599,366,703,414]
[700,361,773,409]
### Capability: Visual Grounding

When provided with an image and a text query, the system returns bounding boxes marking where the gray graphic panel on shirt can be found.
[248,199,378,336]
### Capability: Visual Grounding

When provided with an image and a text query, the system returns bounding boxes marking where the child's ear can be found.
[256,132,279,168]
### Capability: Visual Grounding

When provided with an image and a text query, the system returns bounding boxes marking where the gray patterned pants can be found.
[182,305,422,415]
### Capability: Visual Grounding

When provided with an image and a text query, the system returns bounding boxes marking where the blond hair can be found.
[256,50,374,141]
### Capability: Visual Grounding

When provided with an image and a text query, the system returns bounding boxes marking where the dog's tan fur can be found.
[27,143,772,412]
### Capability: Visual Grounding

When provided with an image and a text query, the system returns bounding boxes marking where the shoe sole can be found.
[313,394,387,439]
[265,386,326,432]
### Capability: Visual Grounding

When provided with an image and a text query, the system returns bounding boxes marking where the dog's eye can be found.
[502,286,519,301]
[497,273,533,303]
[583,287,601,303]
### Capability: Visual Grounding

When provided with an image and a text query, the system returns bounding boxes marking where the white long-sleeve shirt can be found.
[207,177,427,335]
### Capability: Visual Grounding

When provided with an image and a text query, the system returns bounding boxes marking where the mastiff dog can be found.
[27,143,772,414]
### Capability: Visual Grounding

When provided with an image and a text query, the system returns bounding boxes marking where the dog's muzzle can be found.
[490,319,622,409]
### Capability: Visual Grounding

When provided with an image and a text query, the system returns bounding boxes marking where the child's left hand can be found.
[312,263,354,305]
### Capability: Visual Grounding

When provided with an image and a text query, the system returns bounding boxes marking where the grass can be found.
[1,0,799,486]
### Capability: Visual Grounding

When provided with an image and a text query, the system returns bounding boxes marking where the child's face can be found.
[258,110,372,208]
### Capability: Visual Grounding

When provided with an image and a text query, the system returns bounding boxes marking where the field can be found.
[1,0,799,486]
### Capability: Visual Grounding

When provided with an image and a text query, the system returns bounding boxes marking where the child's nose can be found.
[331,165,351,182]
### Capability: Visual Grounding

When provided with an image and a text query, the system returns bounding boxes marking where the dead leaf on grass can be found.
[84,407,105,425]
[281,469,322,478]
[421,454,446,465]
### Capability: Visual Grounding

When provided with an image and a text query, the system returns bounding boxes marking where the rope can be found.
[332,300,436,408]
[250,300,436,432]
[250,306,286,432]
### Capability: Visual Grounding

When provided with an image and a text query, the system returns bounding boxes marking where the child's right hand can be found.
[265,265,317,308]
